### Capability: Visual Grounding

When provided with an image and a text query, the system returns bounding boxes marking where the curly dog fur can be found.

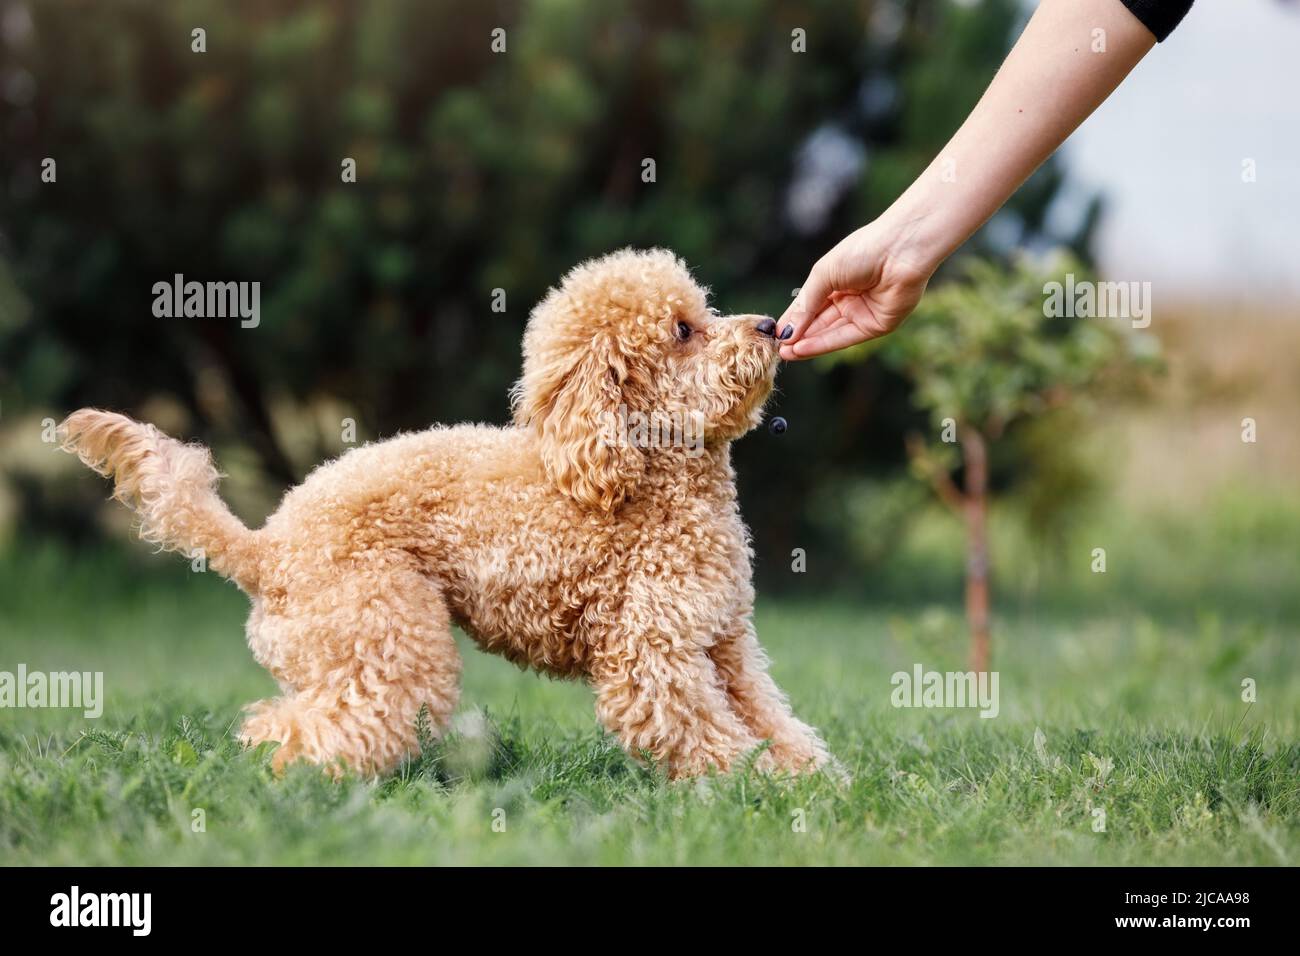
[60,248,832,779]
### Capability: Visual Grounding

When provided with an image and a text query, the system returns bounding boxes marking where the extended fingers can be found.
[782,296,886,359]
[779,304,847,360]
[786,320,874,359]
[777,261,836,344]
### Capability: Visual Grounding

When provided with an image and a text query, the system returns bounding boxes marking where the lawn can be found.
[1,524,1296,866]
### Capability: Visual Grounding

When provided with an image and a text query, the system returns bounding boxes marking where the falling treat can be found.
[768,416,787,435]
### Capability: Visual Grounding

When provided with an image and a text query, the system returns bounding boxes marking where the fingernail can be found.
[779,325,793,341]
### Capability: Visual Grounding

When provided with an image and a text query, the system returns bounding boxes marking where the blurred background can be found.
[1,0,1298,866]
[1,0,1298,624]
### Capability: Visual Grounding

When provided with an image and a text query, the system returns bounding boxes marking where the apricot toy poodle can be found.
[60,248,833,779]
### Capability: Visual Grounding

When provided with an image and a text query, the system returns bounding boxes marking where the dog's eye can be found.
[675,321,692,342]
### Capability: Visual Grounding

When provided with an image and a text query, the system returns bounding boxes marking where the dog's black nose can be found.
[755,318,777,338]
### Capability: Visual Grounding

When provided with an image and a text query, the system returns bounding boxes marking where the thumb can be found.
[778,259,836,342]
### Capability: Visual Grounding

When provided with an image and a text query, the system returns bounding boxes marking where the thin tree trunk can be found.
[961,426,991,673]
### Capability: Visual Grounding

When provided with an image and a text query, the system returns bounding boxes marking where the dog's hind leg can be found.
[240,561,461,776]
[708,621,832,775]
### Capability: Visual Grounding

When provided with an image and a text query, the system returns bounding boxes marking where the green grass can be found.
[0,542,1297,866]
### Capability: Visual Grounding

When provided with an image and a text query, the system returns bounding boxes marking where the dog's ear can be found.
[515,333,646,512]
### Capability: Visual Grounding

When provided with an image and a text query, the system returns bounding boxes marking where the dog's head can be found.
[512,248,779,512]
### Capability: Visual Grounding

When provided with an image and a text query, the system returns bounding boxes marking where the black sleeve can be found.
[1118,0,1195,42]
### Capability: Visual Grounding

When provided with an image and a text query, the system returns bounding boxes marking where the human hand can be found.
[777,221,933,361]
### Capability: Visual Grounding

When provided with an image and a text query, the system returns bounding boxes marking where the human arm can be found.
[778,0,1178,359]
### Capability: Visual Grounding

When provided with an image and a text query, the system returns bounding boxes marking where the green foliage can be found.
[881,254,1160,439]
[872,254,1162,570]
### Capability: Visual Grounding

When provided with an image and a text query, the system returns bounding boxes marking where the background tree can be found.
[878,255,1160,671]
[0,0,1097,588]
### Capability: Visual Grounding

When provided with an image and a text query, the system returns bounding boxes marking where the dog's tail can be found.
[59,409,260,592]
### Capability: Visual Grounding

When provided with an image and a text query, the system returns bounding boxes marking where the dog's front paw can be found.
[239,697,350,777]
[817,755,853,787]
[765,735,850,784]
[239,700,303,773]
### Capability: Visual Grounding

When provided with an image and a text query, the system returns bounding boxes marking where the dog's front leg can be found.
[589,620,765,779]
[708,621,833,775]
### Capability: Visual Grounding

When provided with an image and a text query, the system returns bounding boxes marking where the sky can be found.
[1060,0,1300,300]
